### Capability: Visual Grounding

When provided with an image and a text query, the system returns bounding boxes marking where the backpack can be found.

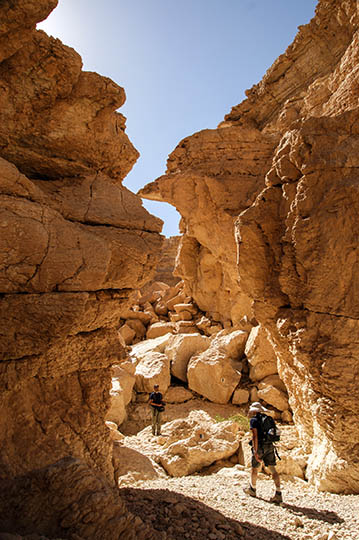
[259,414,280,443]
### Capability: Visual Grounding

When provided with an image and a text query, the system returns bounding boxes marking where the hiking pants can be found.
[151,407,162,435]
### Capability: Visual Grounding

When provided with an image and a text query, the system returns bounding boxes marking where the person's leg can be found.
[268,465,282,503]
[263,445,282,503]
[151,408,156,435]
[156,411,162,435]
[251,466,259,490]
[243,450,261,497]
[272,468,280,491]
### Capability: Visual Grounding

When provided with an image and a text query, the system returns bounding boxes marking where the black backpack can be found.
[259,414,280,443]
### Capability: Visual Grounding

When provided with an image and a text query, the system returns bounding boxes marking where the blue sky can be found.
[38,0,317,237]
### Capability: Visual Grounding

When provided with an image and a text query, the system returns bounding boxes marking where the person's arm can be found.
[252,428,262,462]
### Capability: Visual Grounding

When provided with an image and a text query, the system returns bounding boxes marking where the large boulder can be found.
[129,333,174,361]
[187,329,246,403]
[106,365,136,426]
[113,442,161,485]
[134,352,170,394]
[187,350,241,404]
[165,333,210,382]
[245,325,279,381]
[257,385,289,412]
[158,410,241,476]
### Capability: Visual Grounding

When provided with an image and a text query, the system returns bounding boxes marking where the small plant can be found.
[214,413,250,431]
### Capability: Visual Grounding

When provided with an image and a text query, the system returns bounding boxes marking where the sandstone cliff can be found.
[152,235,181,286]
[140,0,359,493]
[0,1,163,537]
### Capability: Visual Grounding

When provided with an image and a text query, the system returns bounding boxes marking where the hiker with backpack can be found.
[149,384,165,436]
[243,401,283,503]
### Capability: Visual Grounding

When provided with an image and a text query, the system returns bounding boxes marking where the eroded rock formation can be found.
[0,1,162,537]
[152,235,181,286]
[140,0,359,493]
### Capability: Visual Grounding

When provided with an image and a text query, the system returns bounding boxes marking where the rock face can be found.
[140,127,278,324]
[152,235,181,286]
[140,0,359,493]
[0,457,159,540]
[0,1,163,537]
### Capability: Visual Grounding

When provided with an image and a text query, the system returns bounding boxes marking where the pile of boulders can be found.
[118,280,224,347]
[107,282,293,428]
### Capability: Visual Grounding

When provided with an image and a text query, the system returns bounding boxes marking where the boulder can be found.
[257,385,289,412]
[121,308,153,325]
[196,315,213,335]
[166,292,187,311]
[118,324,136,346]
[106,365,136,426]
[250,387,259,402]
[173,303,198,315]
[113,442,160,485]
[134,351,170,393]
[146,322,175,339]
[258,374,287,393]
[174,309,193,321]
[187,350,241,404]
[0,457,155,540]
[158,410,240,476]
[232,388,250,405]
[153,301,168,316]
[113,365,135,405]
[211,329,248,360]
[130,333,173,361]
[165,333,210,382]
[245,325,278,367]
[125,318,147,340]
[175,321,199,334]
[105,422,124,442]
[164,386,193,403]
[249,360,278,382]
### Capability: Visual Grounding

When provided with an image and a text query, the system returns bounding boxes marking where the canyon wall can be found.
[141,0,359,493]
[0,1,162,537]
[152,235,181,287]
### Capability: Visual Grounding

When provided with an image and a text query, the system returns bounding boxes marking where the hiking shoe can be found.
[243,485,257,498]
[270,491,283,504]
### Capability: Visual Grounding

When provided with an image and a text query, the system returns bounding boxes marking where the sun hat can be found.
[248,402,271,414]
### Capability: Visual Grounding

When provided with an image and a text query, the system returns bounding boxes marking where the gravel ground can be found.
[120,470,359,540]
[118,402,358,540]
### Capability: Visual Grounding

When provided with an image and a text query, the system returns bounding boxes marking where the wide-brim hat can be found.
[248,401,271,414]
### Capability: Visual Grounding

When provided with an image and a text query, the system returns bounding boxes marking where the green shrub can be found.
[214,413,250,431]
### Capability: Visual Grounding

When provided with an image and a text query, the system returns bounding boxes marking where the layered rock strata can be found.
[141,0,359,493]
[0,1,162,537]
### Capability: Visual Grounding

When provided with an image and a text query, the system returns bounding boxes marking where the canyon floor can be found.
[118,400,359,540]
[121,466,359,540]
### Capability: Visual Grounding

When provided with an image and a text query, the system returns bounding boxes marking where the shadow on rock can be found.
[121,487,292,540]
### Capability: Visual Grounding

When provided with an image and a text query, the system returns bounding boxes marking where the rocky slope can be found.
[140,0,359,493]
[0,1,162,538]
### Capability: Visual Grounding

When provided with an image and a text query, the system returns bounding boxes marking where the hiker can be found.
[149,384,165,436]
[243,401,282,503]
